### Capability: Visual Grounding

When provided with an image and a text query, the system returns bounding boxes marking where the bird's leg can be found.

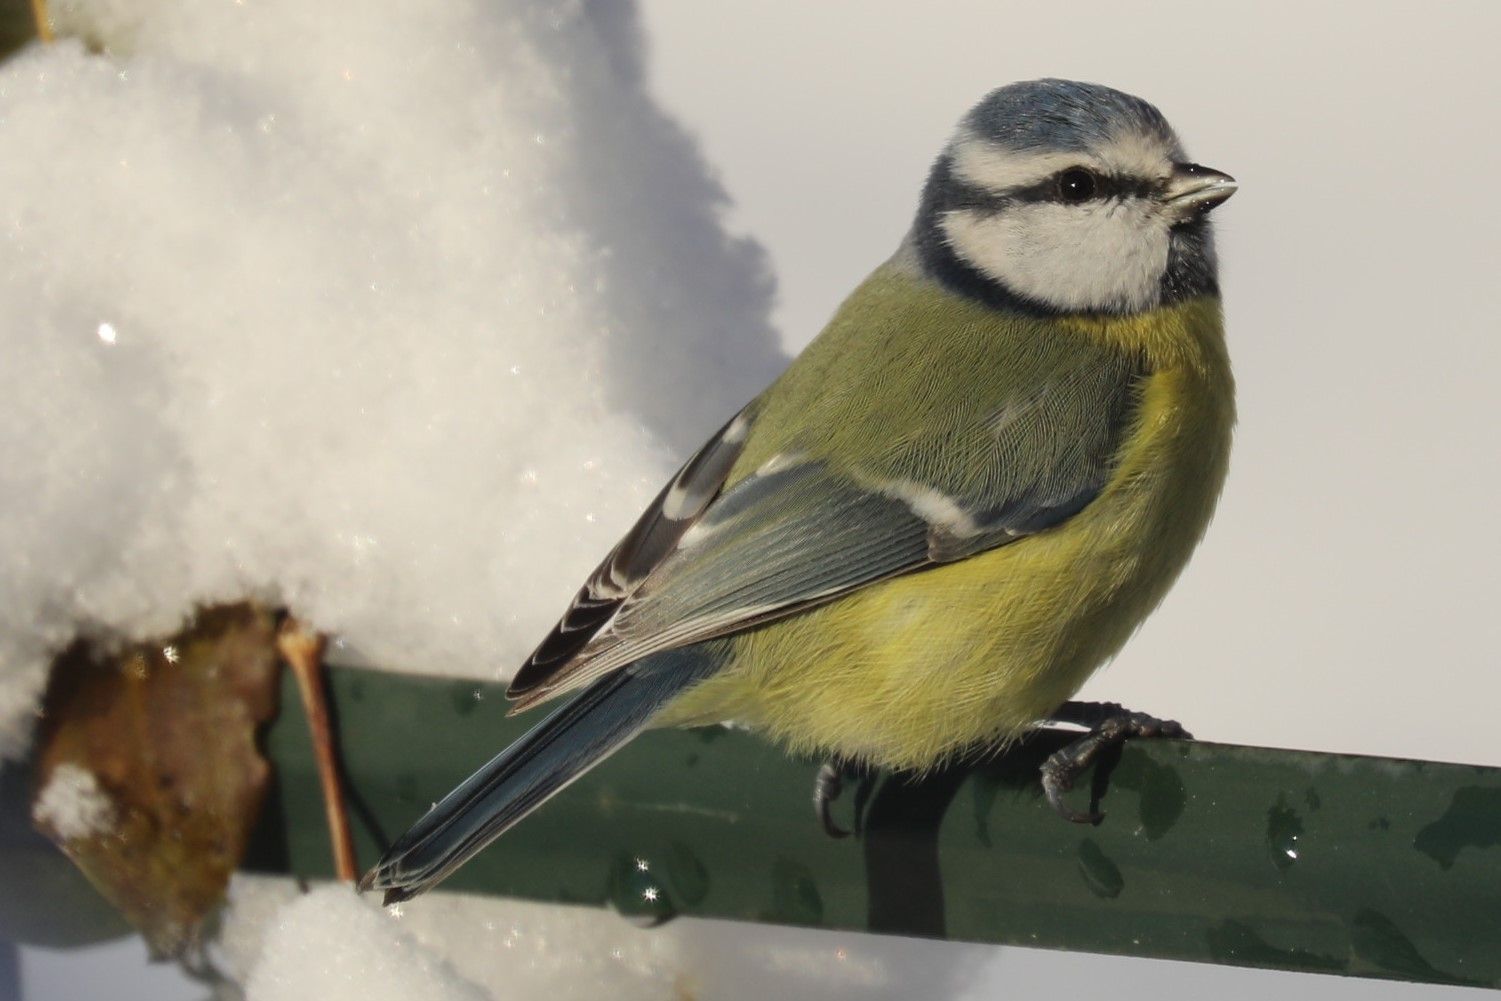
[278,617,359,881]
[814,757,876,839]
[1039,701,1191,824]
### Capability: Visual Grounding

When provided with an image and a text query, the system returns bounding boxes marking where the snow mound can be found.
[0,0,782,758]
[244,885,488,1001]
[223,876,990,1001]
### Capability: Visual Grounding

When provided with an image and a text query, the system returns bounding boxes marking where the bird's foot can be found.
[814,757,877,839]
[1039,701,1191,824]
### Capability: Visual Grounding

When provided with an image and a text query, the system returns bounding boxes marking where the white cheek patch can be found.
[940,200,1171,313]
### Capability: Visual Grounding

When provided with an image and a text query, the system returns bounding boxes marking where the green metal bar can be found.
[243,666,1501,989]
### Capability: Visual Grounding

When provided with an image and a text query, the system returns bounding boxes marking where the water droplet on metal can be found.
[608,852,677,926]
[1266,796,1305,871]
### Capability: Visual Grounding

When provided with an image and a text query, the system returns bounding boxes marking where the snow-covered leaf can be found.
[31,602,282,957]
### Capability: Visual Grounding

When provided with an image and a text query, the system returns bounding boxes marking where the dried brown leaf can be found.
[31,603,282,958]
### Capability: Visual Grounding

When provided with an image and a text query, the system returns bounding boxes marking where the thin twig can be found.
[277,619,358,882]
[29,0,53,42]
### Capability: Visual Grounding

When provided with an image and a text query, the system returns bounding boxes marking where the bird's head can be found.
[911,79,1236,317]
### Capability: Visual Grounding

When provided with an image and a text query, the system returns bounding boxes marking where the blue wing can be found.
[506,348,1144,712]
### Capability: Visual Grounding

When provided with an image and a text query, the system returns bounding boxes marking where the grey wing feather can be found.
[509,460,938,709]
[506,404,755,700]
[611,463,935,641]
[509,349,1146,711]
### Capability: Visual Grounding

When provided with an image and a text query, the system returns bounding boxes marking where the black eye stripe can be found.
[1011,170,1159,204]
[948,170,1158,209]
[941,169,1161,218]
[944,179,1013,213]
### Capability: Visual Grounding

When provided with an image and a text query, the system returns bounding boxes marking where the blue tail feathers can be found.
[359,649,719,903]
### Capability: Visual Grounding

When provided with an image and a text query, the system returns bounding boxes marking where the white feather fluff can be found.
[941,200,1171,313]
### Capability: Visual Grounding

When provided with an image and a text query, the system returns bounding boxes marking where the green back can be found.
[731,264,1147,509]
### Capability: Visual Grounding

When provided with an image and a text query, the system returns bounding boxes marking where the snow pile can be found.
[244,886,488,1001]
[221,876,990,1001]
[31,762,116,840]
[227,881,686,1001]
[0,0,782,758]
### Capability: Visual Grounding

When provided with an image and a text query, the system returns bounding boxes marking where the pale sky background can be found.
[17,0,1501,998]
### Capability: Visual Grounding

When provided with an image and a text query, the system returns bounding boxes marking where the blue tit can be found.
[362,78,1237,903]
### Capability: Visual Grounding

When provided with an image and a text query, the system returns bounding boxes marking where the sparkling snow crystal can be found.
[0,0,783,758]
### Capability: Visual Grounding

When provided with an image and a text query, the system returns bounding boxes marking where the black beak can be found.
[1165,163,1237,221]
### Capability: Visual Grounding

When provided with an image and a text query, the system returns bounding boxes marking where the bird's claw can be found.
[1040,703,1191,824]
[814,758,876,839]
[1040,765,1103,824]
[815,760,852,839]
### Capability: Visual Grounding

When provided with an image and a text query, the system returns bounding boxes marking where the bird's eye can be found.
[1057,168,1098,203]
